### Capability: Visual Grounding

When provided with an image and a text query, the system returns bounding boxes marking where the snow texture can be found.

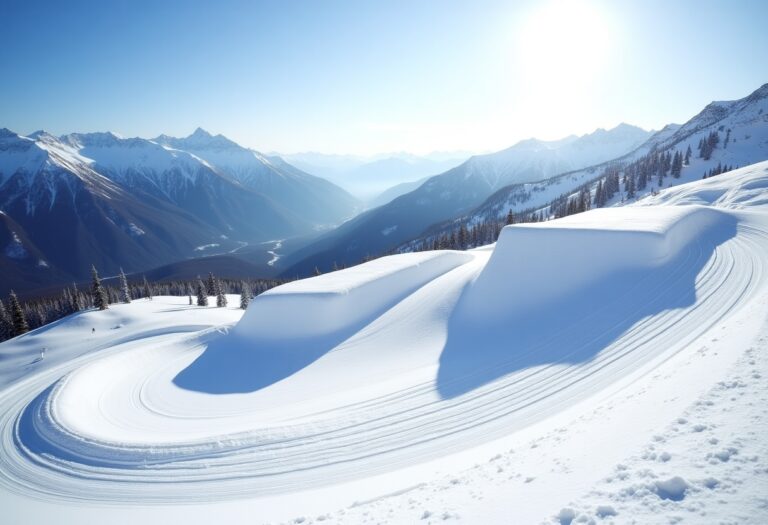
[0,162,767,524]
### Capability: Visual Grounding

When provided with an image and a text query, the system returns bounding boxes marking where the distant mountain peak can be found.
[189,127,213,139]
[0,128,20,139]
[746,82,768,102]
[155,128,241,151]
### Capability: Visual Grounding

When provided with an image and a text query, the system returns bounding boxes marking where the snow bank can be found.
[235,251,472,340]
[460,205,731,322]
[635,159,768,209]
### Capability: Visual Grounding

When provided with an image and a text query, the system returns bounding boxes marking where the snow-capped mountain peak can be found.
[156,128,242,152]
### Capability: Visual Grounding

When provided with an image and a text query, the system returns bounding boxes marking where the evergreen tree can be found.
[671,150,683,178]
[8,291,29,336]
[684,145,692,165]
[240,281,251,310]
[90,265,108,310]
[0,299,13,340]
[71,283,82,311]
[206,272,217,296]
[216,279,228,307]
[196,278,208,306]
[457,223,469,250]
[118,268,131,303]
[505,209,515,225]
[143,275,153,300]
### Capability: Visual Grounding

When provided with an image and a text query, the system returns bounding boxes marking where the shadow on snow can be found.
[435,215,737,399]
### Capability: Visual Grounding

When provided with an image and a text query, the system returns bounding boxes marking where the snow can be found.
[462,205,730,319]
[236,250,472,340]
[0,162,767,524]
[462,123,651,190]
[461,84,768,228]
[127,222,146,236]
[4,231,27,259]
[193,243,220,251]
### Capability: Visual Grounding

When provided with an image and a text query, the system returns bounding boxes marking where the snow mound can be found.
[461,205,732,321]
[235,251,472,340]
[636,159,768,209]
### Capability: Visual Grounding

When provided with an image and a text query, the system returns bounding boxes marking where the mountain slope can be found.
[0,129,330,294]
[281,124,651,275]
[281,151,470,200]
[455,83,768,230]
[155,129,359,226]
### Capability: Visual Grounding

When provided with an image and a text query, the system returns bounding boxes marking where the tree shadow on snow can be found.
[436,216,738,399]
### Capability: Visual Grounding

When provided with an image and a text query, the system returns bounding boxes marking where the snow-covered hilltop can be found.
[1,160,766,524]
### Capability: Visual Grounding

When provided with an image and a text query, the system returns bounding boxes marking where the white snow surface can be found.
[1,162,767,524]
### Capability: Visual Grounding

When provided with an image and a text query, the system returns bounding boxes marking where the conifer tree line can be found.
[396,131,731,257]
[698,131,720,161]
[702,162,735,179]
[0,271,284,343]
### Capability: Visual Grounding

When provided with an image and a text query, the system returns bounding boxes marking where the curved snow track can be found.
[0,200,767,508]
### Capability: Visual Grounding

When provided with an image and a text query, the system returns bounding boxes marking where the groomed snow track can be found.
[0,165,767,512]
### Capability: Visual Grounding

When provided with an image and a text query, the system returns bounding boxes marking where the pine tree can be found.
[8,291,29,336]
[206,273,217,296]
[684,145,692,165]
[240,281,251,310]
[216,279,228,307]
[0,299,13,341]
[457,224,469,250]
[505,209,515,225]
[196,278,208,306]
[143,275,153,300]
[91,265,108,310]
[71,283,82,311]
[118,268,131,303]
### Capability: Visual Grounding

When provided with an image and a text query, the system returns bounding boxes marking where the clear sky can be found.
[1,0,766,156]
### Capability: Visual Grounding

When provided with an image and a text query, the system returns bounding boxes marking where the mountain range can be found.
[449,83,768,233]
[3,84,766,296]
[0,129,356,295]
[280,123,652,275]
[281,151,470,202]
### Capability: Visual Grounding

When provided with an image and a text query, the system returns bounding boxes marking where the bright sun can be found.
[512,0,616,138]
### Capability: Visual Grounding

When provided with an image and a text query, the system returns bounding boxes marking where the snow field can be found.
[0,163,766,523]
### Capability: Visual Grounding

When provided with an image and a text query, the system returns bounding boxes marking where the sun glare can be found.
[512,0,616,138]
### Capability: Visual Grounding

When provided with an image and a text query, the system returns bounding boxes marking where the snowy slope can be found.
[154,129,359,225]
[458,83,768,229]
[463,123,650,190]
[0,128,346,294]
[282,124,651,276]
[0,161,766,524]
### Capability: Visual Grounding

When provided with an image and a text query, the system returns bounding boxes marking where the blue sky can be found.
[1,0,766,155]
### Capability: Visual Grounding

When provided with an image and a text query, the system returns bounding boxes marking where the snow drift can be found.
[235,251,472,340]
[461,205,734,321]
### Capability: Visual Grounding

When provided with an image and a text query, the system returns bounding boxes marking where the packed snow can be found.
[1,162,767,524]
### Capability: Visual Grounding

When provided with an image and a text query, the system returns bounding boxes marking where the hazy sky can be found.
[1,0,766,155]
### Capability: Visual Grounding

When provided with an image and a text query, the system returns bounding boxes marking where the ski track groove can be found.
[0,217,766,505]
